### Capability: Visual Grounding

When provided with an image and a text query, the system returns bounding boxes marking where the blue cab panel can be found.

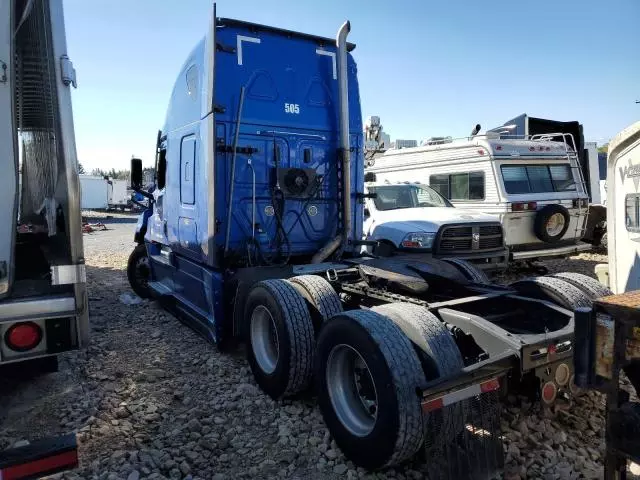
[140,17,364,342]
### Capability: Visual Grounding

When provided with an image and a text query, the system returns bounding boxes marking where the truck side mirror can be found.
[130,158,143,190]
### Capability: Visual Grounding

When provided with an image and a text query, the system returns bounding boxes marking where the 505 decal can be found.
[284,103,300,114]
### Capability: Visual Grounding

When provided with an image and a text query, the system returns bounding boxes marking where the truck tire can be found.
[534,204,570,243]
[508,276,591,310]
[441,258,491,285]
[127,244,152,299]
[288,275,342,329]
[315,310,425,469]
[372,303,465,444]
[550,272,612,300]
[245,279,314,399]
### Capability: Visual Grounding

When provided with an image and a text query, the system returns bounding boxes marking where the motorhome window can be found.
[369,184,451,211]
[625,194,640,232]
[430,175,450,198]
[429,172,485,200]
[501,165,575,194]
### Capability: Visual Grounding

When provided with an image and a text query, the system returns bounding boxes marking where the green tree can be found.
[77,162,86,174]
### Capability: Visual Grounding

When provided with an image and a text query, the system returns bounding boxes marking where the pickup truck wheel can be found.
[372,303,465,444]
[127,244,152,299]
[315,310,425,469]
[550,272,612,300]
[245,279,314,399]
[441,258,491,284]
[288,275,342,329]
[508,276,591,309]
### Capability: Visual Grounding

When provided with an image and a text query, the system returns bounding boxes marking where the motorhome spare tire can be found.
[534,204,570,243]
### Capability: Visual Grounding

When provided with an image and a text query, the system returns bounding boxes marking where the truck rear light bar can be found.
[529,340,572,362]
[421,377,501,413]
[0,434,77,480]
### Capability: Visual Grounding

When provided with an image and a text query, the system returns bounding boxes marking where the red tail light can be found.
[5,322,43,352]
[511,202,537,212]
[541,381,558,404]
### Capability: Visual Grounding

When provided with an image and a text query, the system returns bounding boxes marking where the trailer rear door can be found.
[0,0,18,299]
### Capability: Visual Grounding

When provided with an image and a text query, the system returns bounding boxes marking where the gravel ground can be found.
[0,213,636,479]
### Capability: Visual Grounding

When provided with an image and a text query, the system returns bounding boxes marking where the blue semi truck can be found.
[126,10,604,470]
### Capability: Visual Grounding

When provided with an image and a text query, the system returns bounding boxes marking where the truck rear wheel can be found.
[441,258,491,285]
[508,276,591,309]
[245,279,314,399]
[288,275,342,329]
[372,303,465,444]
[315,310,425,469]
[551,272,612,300]
[127,244,152,299]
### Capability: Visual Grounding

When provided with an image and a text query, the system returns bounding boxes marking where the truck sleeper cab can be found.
[128,13,604,471]
[365,132,592,263]
[0,0,88,372]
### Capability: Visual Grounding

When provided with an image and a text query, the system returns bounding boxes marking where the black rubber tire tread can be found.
[441,258,491,285]
[533,204,571,243]
[315,309,425,468]
[373,303,465,443]
[372,303,464,377]
[245,279,315,398]
[127,244,151,299]
[509,276,592,309]
[288,275,343,325]
[550,272,613,300]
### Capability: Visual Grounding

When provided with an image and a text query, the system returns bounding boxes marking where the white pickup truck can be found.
[363,181,509,271]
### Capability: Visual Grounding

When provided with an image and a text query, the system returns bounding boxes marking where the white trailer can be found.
[598,121,640,293]
[79,175,108,210]
[1,0,89,372]
[107,178,129,210]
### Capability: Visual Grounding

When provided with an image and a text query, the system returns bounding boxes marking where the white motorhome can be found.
[597,121,640,293]
[366,133,592,262]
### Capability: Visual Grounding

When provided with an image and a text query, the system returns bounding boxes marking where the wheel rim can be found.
[545,213,566,237]
[250,305,279,374]
[135,256,150,290]
[326,344,378,437]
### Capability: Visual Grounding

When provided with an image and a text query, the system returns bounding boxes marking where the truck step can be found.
[149,253,172,267]
[148,281,172,296]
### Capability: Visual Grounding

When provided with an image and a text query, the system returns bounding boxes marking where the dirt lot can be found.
[0,213,633,479]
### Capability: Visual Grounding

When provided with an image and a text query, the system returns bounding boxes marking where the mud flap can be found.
[0,433,78,479]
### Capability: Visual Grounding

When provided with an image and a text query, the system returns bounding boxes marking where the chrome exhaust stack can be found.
[312,20,351,264]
